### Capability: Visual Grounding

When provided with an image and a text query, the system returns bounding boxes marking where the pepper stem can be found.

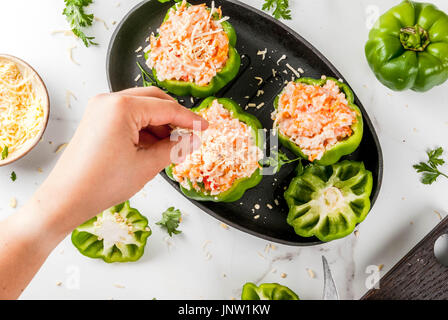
[400,24,430,52]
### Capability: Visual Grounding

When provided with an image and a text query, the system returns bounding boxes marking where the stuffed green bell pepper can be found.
[166,97,264,203]
[241,283,300,300]
[273,77,363,166]
[285,160,373,242]
[365,0,448,92]
[145,1,240,98]
[71,201,152,263]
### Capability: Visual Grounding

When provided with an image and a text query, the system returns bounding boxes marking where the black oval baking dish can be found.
[106,0,383,246]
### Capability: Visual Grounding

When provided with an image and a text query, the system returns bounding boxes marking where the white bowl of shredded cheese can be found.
[0,54,49,166]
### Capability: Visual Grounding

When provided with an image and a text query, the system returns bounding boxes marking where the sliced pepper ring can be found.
[147,2,241,98]
[285,160,373,242]
[166,97,264,203]
[241,282,300,300]
[274,77,364,166]
[71,201,152,263]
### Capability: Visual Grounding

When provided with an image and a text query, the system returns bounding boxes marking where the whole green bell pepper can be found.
[166,97,263,202]
[285,160,373,242]
[241,283,300,300]
[274,77,363,166]
[147,2,241,98]
[365,0,448,92]
[71,201,152,263]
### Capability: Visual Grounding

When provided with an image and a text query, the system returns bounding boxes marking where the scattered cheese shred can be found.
[286,63,301,78]
[65,90,77,108]
[51,30,75,37]
[9,197,17,208]
[0,60,44,157]
[277,54,287,65]
[307,268,315,278]
[94,17,109,30]
[67,46,80,66]
[220,223,229,230]
[55,143,68,153]
[257,48,267,60]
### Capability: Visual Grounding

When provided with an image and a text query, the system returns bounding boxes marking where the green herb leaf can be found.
[63,0,97,47]
[413,147,448,185]
[10,171,16,182]
[1,146,8,160]
[156,207,182,237]
[136,62,157,87]
[263,150,301,174]
[262,0,291,20]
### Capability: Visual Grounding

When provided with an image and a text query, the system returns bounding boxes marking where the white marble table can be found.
[1,0,447,300]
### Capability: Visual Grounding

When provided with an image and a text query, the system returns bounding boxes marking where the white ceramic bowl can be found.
[0,54,50,166]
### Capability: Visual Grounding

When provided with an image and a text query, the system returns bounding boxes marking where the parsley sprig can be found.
[157,207,182,237]
[263,150,301,174]
[136,62,157,87]
[63,0,97,47]
[413,147,448,185]
[262,0,292,20]
[10,171,16,182]
[1,146,8,160]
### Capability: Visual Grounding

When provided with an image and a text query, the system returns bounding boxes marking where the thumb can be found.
[138,133,201,175]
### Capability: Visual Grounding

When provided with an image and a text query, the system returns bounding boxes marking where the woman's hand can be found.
[34,87,208,234]
[0,87,208,299]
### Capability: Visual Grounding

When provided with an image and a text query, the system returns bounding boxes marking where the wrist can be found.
[23,185,85,243]
[19,197,69,245]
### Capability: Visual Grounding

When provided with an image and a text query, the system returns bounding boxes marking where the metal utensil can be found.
[322,256,339,300]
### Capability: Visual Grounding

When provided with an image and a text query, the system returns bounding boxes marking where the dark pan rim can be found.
[106,0,384,247]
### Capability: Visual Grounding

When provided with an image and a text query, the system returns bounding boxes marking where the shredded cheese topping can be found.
[273,80,357,161]
[172,100,262,195]
[0,60,44,157]
[77,209,139,255]
[147,0,230,86]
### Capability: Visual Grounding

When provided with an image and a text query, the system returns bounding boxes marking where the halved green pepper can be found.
[365,0,448,92]
[166,97,263,203]
[241,283,300,300]
[285,160,373,242]
[71,201,151,263]
[146,2,241,98]
[274,77,363,166]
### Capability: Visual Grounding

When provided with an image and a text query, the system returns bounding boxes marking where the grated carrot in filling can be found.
[147,0,230,86]
[273,80,357,162]
[172,100,262,195]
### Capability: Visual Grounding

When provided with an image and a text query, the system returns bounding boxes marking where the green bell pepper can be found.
[365,0,448,92]
[166,97,263,203]
[71,201,152,263]
[241,283,300,300]
[147,2,241,98]
[274,77,363,166]
[285,160,373,242]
